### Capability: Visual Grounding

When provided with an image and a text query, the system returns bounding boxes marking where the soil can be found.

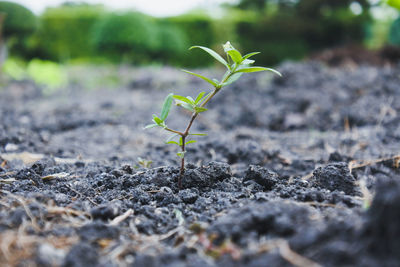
[0,60,399,266]
[310,45,400,67]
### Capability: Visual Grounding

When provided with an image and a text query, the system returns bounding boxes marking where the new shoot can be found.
[145,41,281,188]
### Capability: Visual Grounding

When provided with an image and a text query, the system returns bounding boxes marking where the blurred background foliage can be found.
[31,3,105,61]
[0,0,399,74]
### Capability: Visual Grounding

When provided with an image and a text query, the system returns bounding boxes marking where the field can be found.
[0,61,399,266]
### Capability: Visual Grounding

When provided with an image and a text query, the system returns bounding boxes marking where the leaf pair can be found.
[223,41,243,65]
[180,45,229,89]
[224,42,264,66]
[176,151,186,159]
[224,42,283,76]
[166,135,196,146]
[144,93,174,129]
[173,92,210,114]
[189,42,282,77]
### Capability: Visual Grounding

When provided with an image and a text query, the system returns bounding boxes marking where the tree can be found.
[0,1,37,60]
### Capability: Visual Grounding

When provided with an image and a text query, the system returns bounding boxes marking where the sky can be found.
[9,0,232,17]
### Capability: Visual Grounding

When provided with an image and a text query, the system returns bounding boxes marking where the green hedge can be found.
[388,0,400,46]
[92,12,159,63]
[234,1,372,65]
[165,14,217,67]
[389,17,400,45]
[236,13,309,65]
[30,4,104,61]
[0,2,376,67]
[92,12,188,65]
[0,1,37,58]
[152,22,188,64]
[0,1,37,38]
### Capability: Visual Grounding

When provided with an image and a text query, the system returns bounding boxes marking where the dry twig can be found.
[256,238,321,267]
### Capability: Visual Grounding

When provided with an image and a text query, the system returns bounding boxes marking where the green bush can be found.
[27,59,67,90]
[0,1,37,38]
[92,12,189,65]
[389,17,400,45]
[233,0,372,65]
[92,11,160,63]
[2,58,66,91]
[30,4,104,61]
[387,0,400,10]
[166,14,217,67]
[0,1,37,58]
[236,13,309,65]
[152,22,188,64]
[2,57,25,80]
[387,0,400,46]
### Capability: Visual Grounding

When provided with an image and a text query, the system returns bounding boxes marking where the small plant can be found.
[145,41,281,188]
[137,157,153,168]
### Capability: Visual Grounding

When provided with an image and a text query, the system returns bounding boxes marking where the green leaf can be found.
[166,133,179,143]
[222,41,234,53]
[174,209,185,225]
[185,140,197,145]
[177,151,186,159]
[223,41,243,64]
[189,133,208,136]
[173,95,193,105]
[152,115,163,125]
[198,91,213,105]
[241,59,255,65]
[137,157,152,168]
[194,107,208,113]
[187,96,195,103]
[221,72,243,87]
[236,67,282,76]
[189,46,230,69]
[179,137,183,146]
[160,93,174,121]
[166,141,179,145]
[242,52,260,60]
[181,69,218,87]
[227,50,242,64]
[221,70,230,82]
[176,101,195,112]
[144,124,158,129]
[388,0,400,10]
[195,92,206,104]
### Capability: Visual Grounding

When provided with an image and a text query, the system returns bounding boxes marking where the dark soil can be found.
[310,45,400,67]
[0,60,399,266]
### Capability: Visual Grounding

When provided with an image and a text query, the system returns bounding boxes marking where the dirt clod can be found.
[244,165,280,190]
[363,179,400,261]
[311,162,358,195]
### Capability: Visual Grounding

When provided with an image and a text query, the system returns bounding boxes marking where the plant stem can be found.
[164,127,183,135]
[178,135,186,188]
[177,70,235,188]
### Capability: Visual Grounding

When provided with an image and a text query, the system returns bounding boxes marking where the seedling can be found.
[137,157,153,168]
[145,41,281,188]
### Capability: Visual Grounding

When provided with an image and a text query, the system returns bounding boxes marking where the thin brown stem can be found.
[200,89,219,108]
[182,113,199,136]
[164,127,184,135]
[178,136,186,188]
[182,89,218,137]
[176,70,236,188]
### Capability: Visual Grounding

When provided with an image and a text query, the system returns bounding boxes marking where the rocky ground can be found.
[0,61,399,266]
